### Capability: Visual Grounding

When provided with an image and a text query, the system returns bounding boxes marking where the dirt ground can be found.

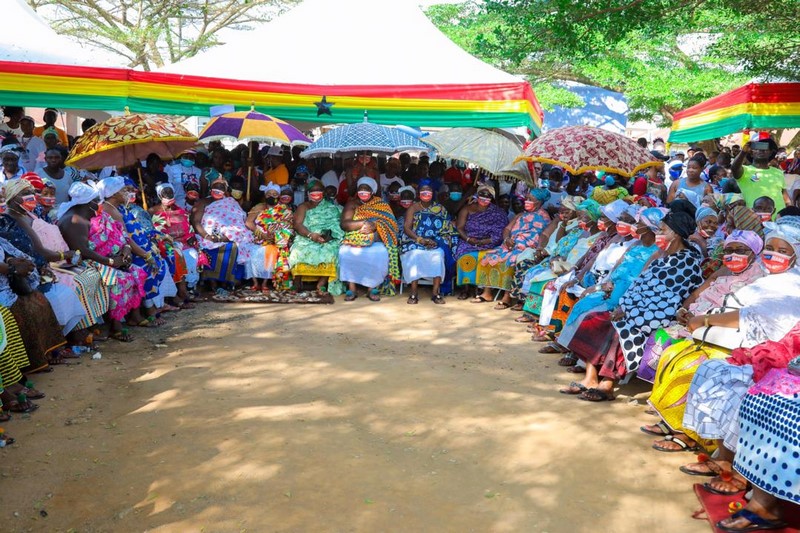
[2,292,710,533]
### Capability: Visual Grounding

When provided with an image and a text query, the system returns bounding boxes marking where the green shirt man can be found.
[732,141,789,211]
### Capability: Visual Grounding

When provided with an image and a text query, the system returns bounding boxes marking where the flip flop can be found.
[514,314,536,323]
[470,296,489,304]
[344,290,358,302]
[679,460,724,477]
[407,294,419,305]
[493,302,510,310]
[566,365,586,374]
[577,388,614,402]
[367,289,381,302]
[539,342,565,354]
[110,329,134,343]
[431,294,445,305]
[716,509,787,532]
[559,381,587,395]
[639,420,673,437]
[652,434,700,453]
[557,353,578,366]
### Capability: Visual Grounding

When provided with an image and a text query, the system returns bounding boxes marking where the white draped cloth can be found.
[339,242,388,288]
[401,249,444,283]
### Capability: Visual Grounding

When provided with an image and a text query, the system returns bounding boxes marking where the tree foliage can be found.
[427,0,796,124]
[27,0,297,70]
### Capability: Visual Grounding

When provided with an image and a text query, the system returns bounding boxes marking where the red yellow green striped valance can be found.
[669,82,800,143]
[0,61,543,135]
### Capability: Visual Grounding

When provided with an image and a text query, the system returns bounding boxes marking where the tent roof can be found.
[2,0,123,67]
[160,0,522,86]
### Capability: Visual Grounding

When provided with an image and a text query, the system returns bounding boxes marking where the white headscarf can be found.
[156,183,174,198]
[397,185,415,196]
[98,176,125,201]
[357,176,378,194]
[56,181,100,219]
[259,181,281,196]
[764,216,800,256]
[601,199,628,223]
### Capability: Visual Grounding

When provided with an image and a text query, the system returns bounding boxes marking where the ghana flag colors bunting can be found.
[669,82,800,143]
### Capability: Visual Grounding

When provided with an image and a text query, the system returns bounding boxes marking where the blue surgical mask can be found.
[180,159,193,168]
[449,192,462,201]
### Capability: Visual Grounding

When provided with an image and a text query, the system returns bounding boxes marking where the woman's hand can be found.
[676,307,694,326]
[687,315,706,332]
[503,237,514,249]
[8,257,34,276]
[360,221,375,234]
[424,238,437,249]
[609,307,624,321]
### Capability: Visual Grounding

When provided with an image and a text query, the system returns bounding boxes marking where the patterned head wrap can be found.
[663,211,697,240]
[20,172,44,191]
[624,203,644,221]
[638,207,668,230]
[306,178,323,191]
[675,188,701,207]
[397,185,415,196]
[695,206,717,223]
[601,199,628,223]
[41,127,59,139]
[477,183,495,198]
[3,178,33,201]
[156,183,174,198]
[259,181,281,196]
[731,206,764,236]
[294,164,309,177]
[530,188,551,203]
[577,198,602,221]
[356,176,378,193]
[561,195,582,212]
[764,216,800,257]
[723,193,744,206]
[124,177,138,190]
[725,229,764,255]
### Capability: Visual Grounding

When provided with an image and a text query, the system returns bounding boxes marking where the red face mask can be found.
[524,200,536,212]
[579,221,590,231]
[559,212,572,222]
[597,220,608,231]
[126,191,138,204]
[211,189,225,199]
[279,195,292,204]
[756,212,772,223]
[358,155,372,165]
[308,191,324,202]
[161,198,176,207]
[186,191,200,201]
[723,253,750,273]
[655,233,673,250]
[419,190,433,202]
[357,191,372,202]
[37,194,55,207]
[0,203,7,214]
[20,194,37,212]
[699,228,711,238]
[477,197,491,207]
[616,222,633,236]
[762,250,794,274]
[400,199,414,208]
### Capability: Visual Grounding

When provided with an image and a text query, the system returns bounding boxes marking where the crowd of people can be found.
[1,108,799,531]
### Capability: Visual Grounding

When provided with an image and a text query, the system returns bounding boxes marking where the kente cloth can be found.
[342,198,401,292]
[454,204,508,258]
[151,206,193,245]
[201,242,244,282]
[481,208,550,266]
[32,216,108,329]
[0,306,28,387]
[119,204,167,302]
[734,369,800,504]
[614,248,704,372]
[88,212,147,321]
[197,197,254,264]
[400,203,457,292]
[566,311,627,380]
[11,291,66,373]
[557,244,658,351]
[246,203,294,289]
[591,186,628,205]
[339,242,389,289]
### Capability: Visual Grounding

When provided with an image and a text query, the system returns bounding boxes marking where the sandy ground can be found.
[1,293,709,533]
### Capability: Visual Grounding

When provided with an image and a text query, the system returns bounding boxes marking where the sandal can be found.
[493,302,510,310]
[407,294,419,305]
[577,388,614,402]
[110,329,134,343]
[431,294,445,305]
[539,342,565,354]
[367,289,381,302]
[639,420,673,437]
[566,365,585,374]
[0,433,15,446]
[3,399,39,414]
[457,292,470,300]
[470,296,489,304]
[510,303,523,312]
[679,455,726,477]
[716,509,787,532]
[344,290,358,302]
[559,381,587,395]
[514,314,536,323]
[651,434,699,453]
[703,472,750,495]
[557,353,578,366]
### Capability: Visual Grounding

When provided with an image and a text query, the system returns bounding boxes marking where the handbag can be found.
[788,355,800,376]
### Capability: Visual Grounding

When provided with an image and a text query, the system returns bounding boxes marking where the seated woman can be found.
[554,205,660,367]
[655,219,800,492]
[290,179,344,293]
[519,199,605,321]
[339,177,399,302]
[191,178,254,293]
[537,200,639,352]
[560,211,704,401]
[400,182,458,304]
[453,184,507,300]
[714,367,799,532]
[150,183,200,304]
[245,182,295,291]
[591,175,628,205]
[474,189,551,309]
[0,298,47,419]
[2,179,103,341]
[687,205,721,258]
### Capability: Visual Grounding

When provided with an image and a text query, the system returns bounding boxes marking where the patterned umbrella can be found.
[66,112,197,170]
[301,121,428,158]
[422,128,532,184]
[198,109,311,146]
[518,125,660,177]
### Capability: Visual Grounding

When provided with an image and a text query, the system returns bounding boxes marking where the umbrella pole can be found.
[247,143,253,202]
[137,166,148,210]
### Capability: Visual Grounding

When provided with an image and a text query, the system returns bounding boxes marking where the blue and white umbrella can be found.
[301,120,428,158]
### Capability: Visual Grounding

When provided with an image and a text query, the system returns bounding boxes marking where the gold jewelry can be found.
[704,315,710,328]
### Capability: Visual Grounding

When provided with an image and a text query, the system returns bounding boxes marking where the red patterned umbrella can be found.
[517,125,660,177]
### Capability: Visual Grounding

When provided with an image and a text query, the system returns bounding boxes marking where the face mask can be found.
[265,196,278,206]
[723,253,750,273]
[579,221,590,231]
[357,191,372,202]
[523,200,536,212]
[279,194,292,204]
[477,197,491,207]
[231,189,244,200]
[37,194,56,207]
[631,227,643,240]
[20,194,37,212]
[756,212,772,223]
[597,220,608,231]
[126,191,137,204]
[655,233,673,251]
[616,222,632,236]
[449,192,462,201]
[358,155,371,165]
[211,189,225,200]
[699,228,711,238]
[400,199,414,208]
[419,191,433,202]
[559,212,571,222]
[186,191,199,201]
[180,159,194,168]
[0,203,7,214]
[161,198,176,207]
[762,250,794,274]
[308,191,324,202]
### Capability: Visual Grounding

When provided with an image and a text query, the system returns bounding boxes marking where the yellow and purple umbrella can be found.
[198,109,311,146]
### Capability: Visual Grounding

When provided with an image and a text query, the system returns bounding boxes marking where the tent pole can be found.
[247,142,253,202]
[137,166,148,210]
